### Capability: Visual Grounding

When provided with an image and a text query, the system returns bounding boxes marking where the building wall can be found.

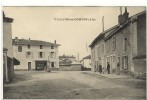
[132,13,146,76]
[59,65,82,71]
[91,46,96,71]
[91,20,137,74]
[91,38,105,72]
[137,13,146,56]
[3,22,13,58]
[3,22,14,81]
[90,11,146,77]
[133,59,146,76]
[13,44,59,70]
[106,29,131,73]
[83,59,91,68]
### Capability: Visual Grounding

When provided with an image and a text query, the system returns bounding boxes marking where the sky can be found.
[3,6,146,60]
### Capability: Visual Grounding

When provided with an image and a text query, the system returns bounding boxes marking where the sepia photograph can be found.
[2,6,146,99]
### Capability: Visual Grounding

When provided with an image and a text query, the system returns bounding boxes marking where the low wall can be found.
[59,65,82,71]
[132,59,146,78]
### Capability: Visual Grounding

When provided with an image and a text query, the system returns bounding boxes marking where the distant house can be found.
[89,8,146,77]
[59,55,76,62]
[59,55,82,71]
[81,55,91,70]
[13,37,60,71]
[3,12,20,82]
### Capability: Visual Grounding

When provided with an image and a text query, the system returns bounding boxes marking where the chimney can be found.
[54,40,56,44]
[15,37,18,42]
[3,11,5,18]
[118,7,129,25]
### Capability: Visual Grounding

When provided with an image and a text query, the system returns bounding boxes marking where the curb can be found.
[83,72,132,79]
[83,72,113,79]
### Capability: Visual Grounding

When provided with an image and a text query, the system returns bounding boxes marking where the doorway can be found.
[28,62,31,71]
[35,61,47,70]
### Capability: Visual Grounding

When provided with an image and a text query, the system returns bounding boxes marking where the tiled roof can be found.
[105,10,146,41]
[89,10,146,48]
[12,39,60,46]
[3,12,13,23]
[89,25,119,47]
[83,55,91,59]
[59,55,76,58]
[59,59,72,66]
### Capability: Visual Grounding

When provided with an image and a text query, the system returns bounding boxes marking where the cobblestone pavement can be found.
[3,71,146,99]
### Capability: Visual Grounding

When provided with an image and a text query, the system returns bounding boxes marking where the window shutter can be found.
[122,57,124,69]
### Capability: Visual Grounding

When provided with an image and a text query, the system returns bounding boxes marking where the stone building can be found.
[3,12,20,82]
[89,25,118,72]
[81,55,91,70]
[59,55,82,71]
[59,55,76,62]
[89,9,146,77]
[13,38,60,71]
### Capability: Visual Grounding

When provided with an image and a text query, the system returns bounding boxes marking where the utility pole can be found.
[120,7,122,15]
[102,16,104,32]
[86,42,88,53]
[77,53,79,61]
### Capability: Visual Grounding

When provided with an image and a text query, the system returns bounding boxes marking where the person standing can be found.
[107,62,110,74]
[99,64,102,74]
[102,67,105,74]
[116,62,120,75]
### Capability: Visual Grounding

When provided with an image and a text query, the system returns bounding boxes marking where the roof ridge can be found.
[12,38,60,46]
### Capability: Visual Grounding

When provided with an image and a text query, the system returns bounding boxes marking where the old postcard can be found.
[3,6,146,99]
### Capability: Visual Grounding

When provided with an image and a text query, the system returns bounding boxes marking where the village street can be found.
[4,71,146,99]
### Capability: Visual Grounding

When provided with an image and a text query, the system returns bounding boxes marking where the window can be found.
[26,52,31,58]
[18,46,22,52]
[123,38,127,51]
[27,45,31,49]
[27,52,31,55]
[101,44,104,54]
[122,56,128,70]
[40,45,43,49]
[39,52,43,58]
[97,46,99,56]
[106,56,109,66]
[51,62,54,67]
[50,52,54,58]
[51,45,54,49]
[112,36,116,51]
[106,40,110,53]
[93,49,95,60]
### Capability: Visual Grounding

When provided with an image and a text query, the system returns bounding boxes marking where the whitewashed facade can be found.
[13,38,60,70]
